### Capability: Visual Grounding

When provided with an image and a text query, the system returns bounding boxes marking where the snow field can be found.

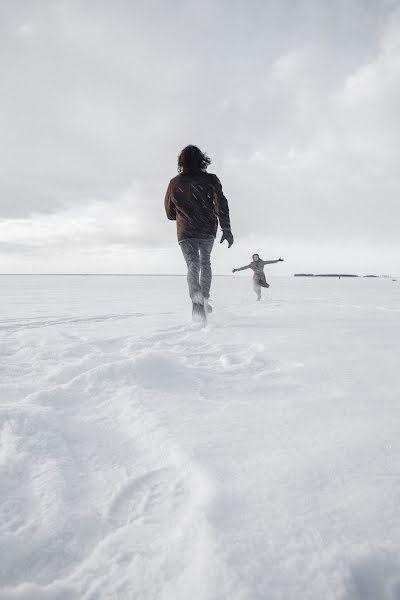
[1,275,400,599]
[1,330,246,599]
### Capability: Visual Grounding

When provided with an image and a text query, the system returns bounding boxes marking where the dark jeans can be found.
[179,238,214,301]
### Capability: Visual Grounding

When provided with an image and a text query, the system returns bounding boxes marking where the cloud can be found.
[1,0,399,272]
[0,184,170,252]
[16,23,33,37]
[334,8,400,169]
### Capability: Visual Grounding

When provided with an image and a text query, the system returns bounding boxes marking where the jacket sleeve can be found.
[211,175,231,231]
[236,264,251,271]
[262,259,280,265]
[164,181,176,220]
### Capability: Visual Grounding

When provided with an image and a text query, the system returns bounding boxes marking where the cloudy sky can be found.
[1,0,399,274]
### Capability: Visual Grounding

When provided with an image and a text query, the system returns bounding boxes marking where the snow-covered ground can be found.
[1,274,400,600]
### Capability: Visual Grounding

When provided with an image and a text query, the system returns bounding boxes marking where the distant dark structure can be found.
[316,274,358,278]
[294,273,396,279]
[294,273,358,278]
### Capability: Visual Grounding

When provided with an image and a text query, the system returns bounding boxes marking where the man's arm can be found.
[232,264,251,272]
[262,258,284,265]
[211,175,231,230]
[211,175,234,247]
[164,181,176,220]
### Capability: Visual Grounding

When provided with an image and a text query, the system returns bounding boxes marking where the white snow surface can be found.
[1,274,400,600]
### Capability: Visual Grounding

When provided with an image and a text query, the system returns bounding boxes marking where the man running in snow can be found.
[233,254,284,301]
[165,145,234,320]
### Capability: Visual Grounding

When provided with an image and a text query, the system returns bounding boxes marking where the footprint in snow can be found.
[107,467,189,529]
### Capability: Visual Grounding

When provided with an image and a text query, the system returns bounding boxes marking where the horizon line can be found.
[0,273,396,278]
[0,273,232,277]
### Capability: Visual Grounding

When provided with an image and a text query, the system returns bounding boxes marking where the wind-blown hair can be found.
[178,145,211,173]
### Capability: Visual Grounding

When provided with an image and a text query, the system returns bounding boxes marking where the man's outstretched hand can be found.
[278,257,284,262]
[220,229,234,248]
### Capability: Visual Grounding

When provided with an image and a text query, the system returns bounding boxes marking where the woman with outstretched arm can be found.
[233,253,284,301]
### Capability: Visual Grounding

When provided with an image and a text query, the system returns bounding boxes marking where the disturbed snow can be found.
[1,275,400,600]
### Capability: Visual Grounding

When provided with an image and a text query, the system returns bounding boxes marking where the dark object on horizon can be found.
[364,275,379,278]
[294,273,358,278]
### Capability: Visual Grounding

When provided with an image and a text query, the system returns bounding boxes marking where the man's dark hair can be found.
[178,145,211,173]
[252,253,260,261]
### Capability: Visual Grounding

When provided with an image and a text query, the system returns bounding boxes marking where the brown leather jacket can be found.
[164,169,231,242]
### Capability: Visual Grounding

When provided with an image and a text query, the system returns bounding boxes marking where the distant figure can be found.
[165,145,234,322]
[233,254,284,301]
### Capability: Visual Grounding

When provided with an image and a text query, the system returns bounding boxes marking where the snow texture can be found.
[1,275,400,599]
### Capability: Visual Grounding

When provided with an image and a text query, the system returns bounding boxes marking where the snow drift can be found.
[1,275,399,599]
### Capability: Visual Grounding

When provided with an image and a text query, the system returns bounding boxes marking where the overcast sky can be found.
[1,0,399,274]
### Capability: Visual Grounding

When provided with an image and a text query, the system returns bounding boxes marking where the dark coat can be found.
[164,169,231,242]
